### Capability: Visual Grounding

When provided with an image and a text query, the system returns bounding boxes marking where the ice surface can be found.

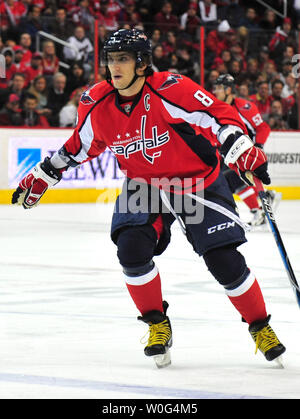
[0,199,300,399]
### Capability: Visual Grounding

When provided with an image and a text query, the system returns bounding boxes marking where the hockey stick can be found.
[249,174,300,308]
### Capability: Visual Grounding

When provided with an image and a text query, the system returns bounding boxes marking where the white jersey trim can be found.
[161,99,221,135]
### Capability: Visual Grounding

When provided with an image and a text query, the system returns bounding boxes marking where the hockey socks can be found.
[225,271,267,324]
[124,264,164,315]
[237,186,260,210]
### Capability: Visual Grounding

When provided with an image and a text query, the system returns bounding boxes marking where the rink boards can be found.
[0,128,300,204]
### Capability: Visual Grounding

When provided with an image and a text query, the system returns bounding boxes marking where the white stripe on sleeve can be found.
[74,113,94,162]
[162,99,221,135]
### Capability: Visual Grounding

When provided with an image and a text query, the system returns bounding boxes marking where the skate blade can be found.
[274,355,284,369]
[153,350,171,369]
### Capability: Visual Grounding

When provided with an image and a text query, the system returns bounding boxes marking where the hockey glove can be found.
[222,132,271,186]
[12,157,62,209]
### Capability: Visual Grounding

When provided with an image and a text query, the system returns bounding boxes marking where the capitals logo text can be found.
[110,115,169,164]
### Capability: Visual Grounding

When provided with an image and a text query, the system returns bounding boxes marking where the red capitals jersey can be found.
[233,97,271,146]
[63,72,246,193]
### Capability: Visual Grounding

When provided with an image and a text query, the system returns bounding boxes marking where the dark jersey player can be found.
[12,29,285,368]
[213,74,281,226]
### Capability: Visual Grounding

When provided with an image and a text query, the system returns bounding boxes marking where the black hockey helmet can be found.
[103,28,152,67]
[214,73,235,90]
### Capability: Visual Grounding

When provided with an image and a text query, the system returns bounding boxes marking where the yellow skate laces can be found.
[252,325,281,355]
[141,320,171,346]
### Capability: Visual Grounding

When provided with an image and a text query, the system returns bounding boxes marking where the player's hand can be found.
[12,157,62,209]
[228,145,271,186]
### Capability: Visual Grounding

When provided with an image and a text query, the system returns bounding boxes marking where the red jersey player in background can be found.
[12,29,285,368]
[213,74,281,226]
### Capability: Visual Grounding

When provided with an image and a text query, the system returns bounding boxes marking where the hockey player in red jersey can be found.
[12,29,285,368]
[213,74,281,226]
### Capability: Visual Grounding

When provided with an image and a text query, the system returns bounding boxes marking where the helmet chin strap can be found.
[117,67,144,91]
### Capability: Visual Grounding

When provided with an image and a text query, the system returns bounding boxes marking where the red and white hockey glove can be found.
[222,132,271,186]
[12,157,62,209]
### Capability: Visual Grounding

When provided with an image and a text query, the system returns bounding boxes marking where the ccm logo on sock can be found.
[208,221,235,234]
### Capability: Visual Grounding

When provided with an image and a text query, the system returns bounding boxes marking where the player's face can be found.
[213,84,226,101]
[107,52,137,90]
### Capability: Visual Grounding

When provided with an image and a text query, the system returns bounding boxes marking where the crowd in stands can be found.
[0,0,299,130]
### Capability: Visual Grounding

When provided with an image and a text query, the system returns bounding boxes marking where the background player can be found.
[12,29,285,368]
[213,74,281,226]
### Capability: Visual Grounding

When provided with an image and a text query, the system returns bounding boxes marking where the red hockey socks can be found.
[237,186,260,210]
[124,264,164,315]
[226,271,267,324]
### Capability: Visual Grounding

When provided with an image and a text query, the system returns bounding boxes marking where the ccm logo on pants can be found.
[208,221,236,234]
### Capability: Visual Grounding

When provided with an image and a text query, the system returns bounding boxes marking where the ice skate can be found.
[249,315,286,363]
[265,190,282,213]
[248,208,266,227]
[138,301,172,369]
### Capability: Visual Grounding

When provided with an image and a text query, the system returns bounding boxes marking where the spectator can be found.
[0,72,27,108]
[150,28,162,48]
[117,0,141,27]
[270,79,295,115]
[237,83,250,100]
[19,5,44,41]
[205,69,219,92]
[241,8,258,29]
[94,0,119,32]
[25,52,44,86]
[154,1,179,34]
[218,0,244,28]
[198,0,217,26]
[0,93,23,126]
[70,0,95,32]
[152,44,170,71]
[162,31,178,56]
[281,72,298,99]
[0,0,26,41]
[0,48,17,88]
[167,52,180,73]
[97,24,108,52]
[244,58,260,84]
[65,62,87,96]
[228,59,243,81]
[220,49,232,68]
[59,87,85,127]
[27,75,49,111]
[13,45,27,73]
[20,93,50,127]
[176,46,196,79]
[206,20,234,60]
[47,8,75,59]
[279,58,294,82]
[267,100,289,130]
[261,61,278,84]
[41,40,59,79]
[257,45,276,72]
[180,2,201,38]
[63,25,93,73]
[282,45,295,65]
[250,80,272,120]
[230,43,246,70]
[260,9,278,31]
[46,72,69,126]
[48,8,75,41]
[269,17,294,66]
[19,33,33,66]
